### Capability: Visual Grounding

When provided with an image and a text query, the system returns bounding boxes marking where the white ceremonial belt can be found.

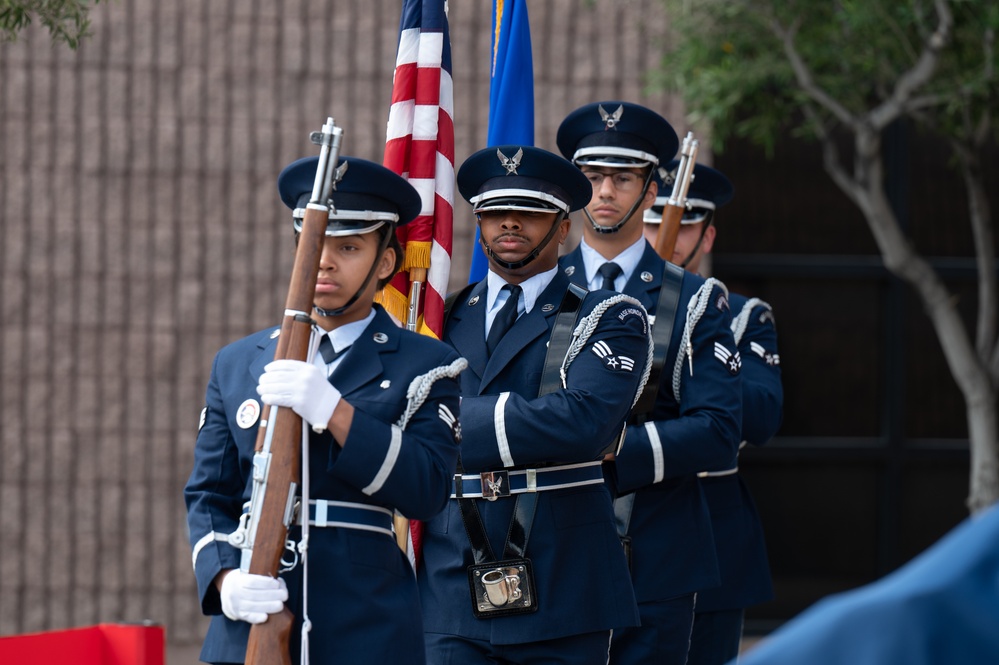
[697,466,739,478]
[293,499,395,538]
[452,461,605,501]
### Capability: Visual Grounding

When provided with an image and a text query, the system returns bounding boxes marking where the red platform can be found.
[0,623,164,665]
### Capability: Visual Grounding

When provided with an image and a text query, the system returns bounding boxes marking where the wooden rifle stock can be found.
[243,118,344,665]
[653,132,699,261]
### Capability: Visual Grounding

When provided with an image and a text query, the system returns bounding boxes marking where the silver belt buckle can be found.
[480,471,510,500]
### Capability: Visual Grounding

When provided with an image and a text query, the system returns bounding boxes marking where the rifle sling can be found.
[616,261,684,540]
[632,261,684,420]
[457,282,586,564]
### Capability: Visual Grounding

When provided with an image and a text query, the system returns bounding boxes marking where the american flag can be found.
[379,0,454,340]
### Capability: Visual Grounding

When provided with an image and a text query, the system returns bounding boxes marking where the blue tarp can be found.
[737,501,999,664]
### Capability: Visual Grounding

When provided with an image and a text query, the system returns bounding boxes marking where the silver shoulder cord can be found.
[730,297,768,346]
[560,293,653,410]
[671,278,728,402]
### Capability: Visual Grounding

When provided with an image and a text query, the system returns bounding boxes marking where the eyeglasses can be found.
[582,170,644,191]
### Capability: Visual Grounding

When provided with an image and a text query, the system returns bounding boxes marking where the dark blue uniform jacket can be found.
[185,305,462,664]
[419,271,649,644]
[696,292,783,612]
[561,243,743,602]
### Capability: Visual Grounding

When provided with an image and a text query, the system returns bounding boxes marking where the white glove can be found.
[257,359,342,432]
[219,570,288,624]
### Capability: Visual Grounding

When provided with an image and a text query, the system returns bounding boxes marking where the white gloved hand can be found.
[257,359,342,431]
[219,570,288,624]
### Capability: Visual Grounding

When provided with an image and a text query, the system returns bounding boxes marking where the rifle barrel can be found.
[652,132,699,261]
[244,118,345,665]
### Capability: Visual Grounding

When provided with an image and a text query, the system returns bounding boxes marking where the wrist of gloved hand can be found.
[257,359,342,432]
[219,569,288,624]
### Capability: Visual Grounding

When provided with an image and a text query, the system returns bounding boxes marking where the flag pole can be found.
[381,0,455,559]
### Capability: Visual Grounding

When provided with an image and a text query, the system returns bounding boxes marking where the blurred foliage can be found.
[0,0,103,49]
[652,0,998,155]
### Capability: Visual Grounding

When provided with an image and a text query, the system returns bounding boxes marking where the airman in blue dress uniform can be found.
[643,162,783,665]
[557,101,744,665]
[418,145,652,664]
[184,155,465,665]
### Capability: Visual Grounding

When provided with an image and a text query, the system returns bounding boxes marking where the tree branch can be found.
[905,93,951,113]
[949,141,998,369]
[767,14,857,127]
[868,0,953,130]
[799,103,859,202]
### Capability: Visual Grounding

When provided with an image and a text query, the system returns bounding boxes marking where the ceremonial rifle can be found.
[652,132,699,261]
[241,117,344,665]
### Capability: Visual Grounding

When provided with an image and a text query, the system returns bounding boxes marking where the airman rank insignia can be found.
[439,404,461,442]
[715,293,730,312]
[751,341,781,366]
[199,407,207,431]
[592,340,635,371]
[714,342,741,375]
[236,398,261,429]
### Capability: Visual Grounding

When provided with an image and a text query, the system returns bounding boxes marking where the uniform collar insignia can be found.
[598,104,624,129]
[497,147,524,175]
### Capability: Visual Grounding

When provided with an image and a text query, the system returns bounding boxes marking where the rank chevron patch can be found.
[439,404,461,442]
[592,340,636,372]
[750,341,781,366]
[714,341,742,375]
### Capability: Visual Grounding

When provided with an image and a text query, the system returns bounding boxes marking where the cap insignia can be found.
[331,161,349,190]
[660,166,677,187]
[598,104,624,130]
[497,147,524,175]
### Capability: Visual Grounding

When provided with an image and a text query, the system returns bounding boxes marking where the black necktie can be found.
[486,284,522,354]
[598,262,623,291]
[318,335,351,376]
